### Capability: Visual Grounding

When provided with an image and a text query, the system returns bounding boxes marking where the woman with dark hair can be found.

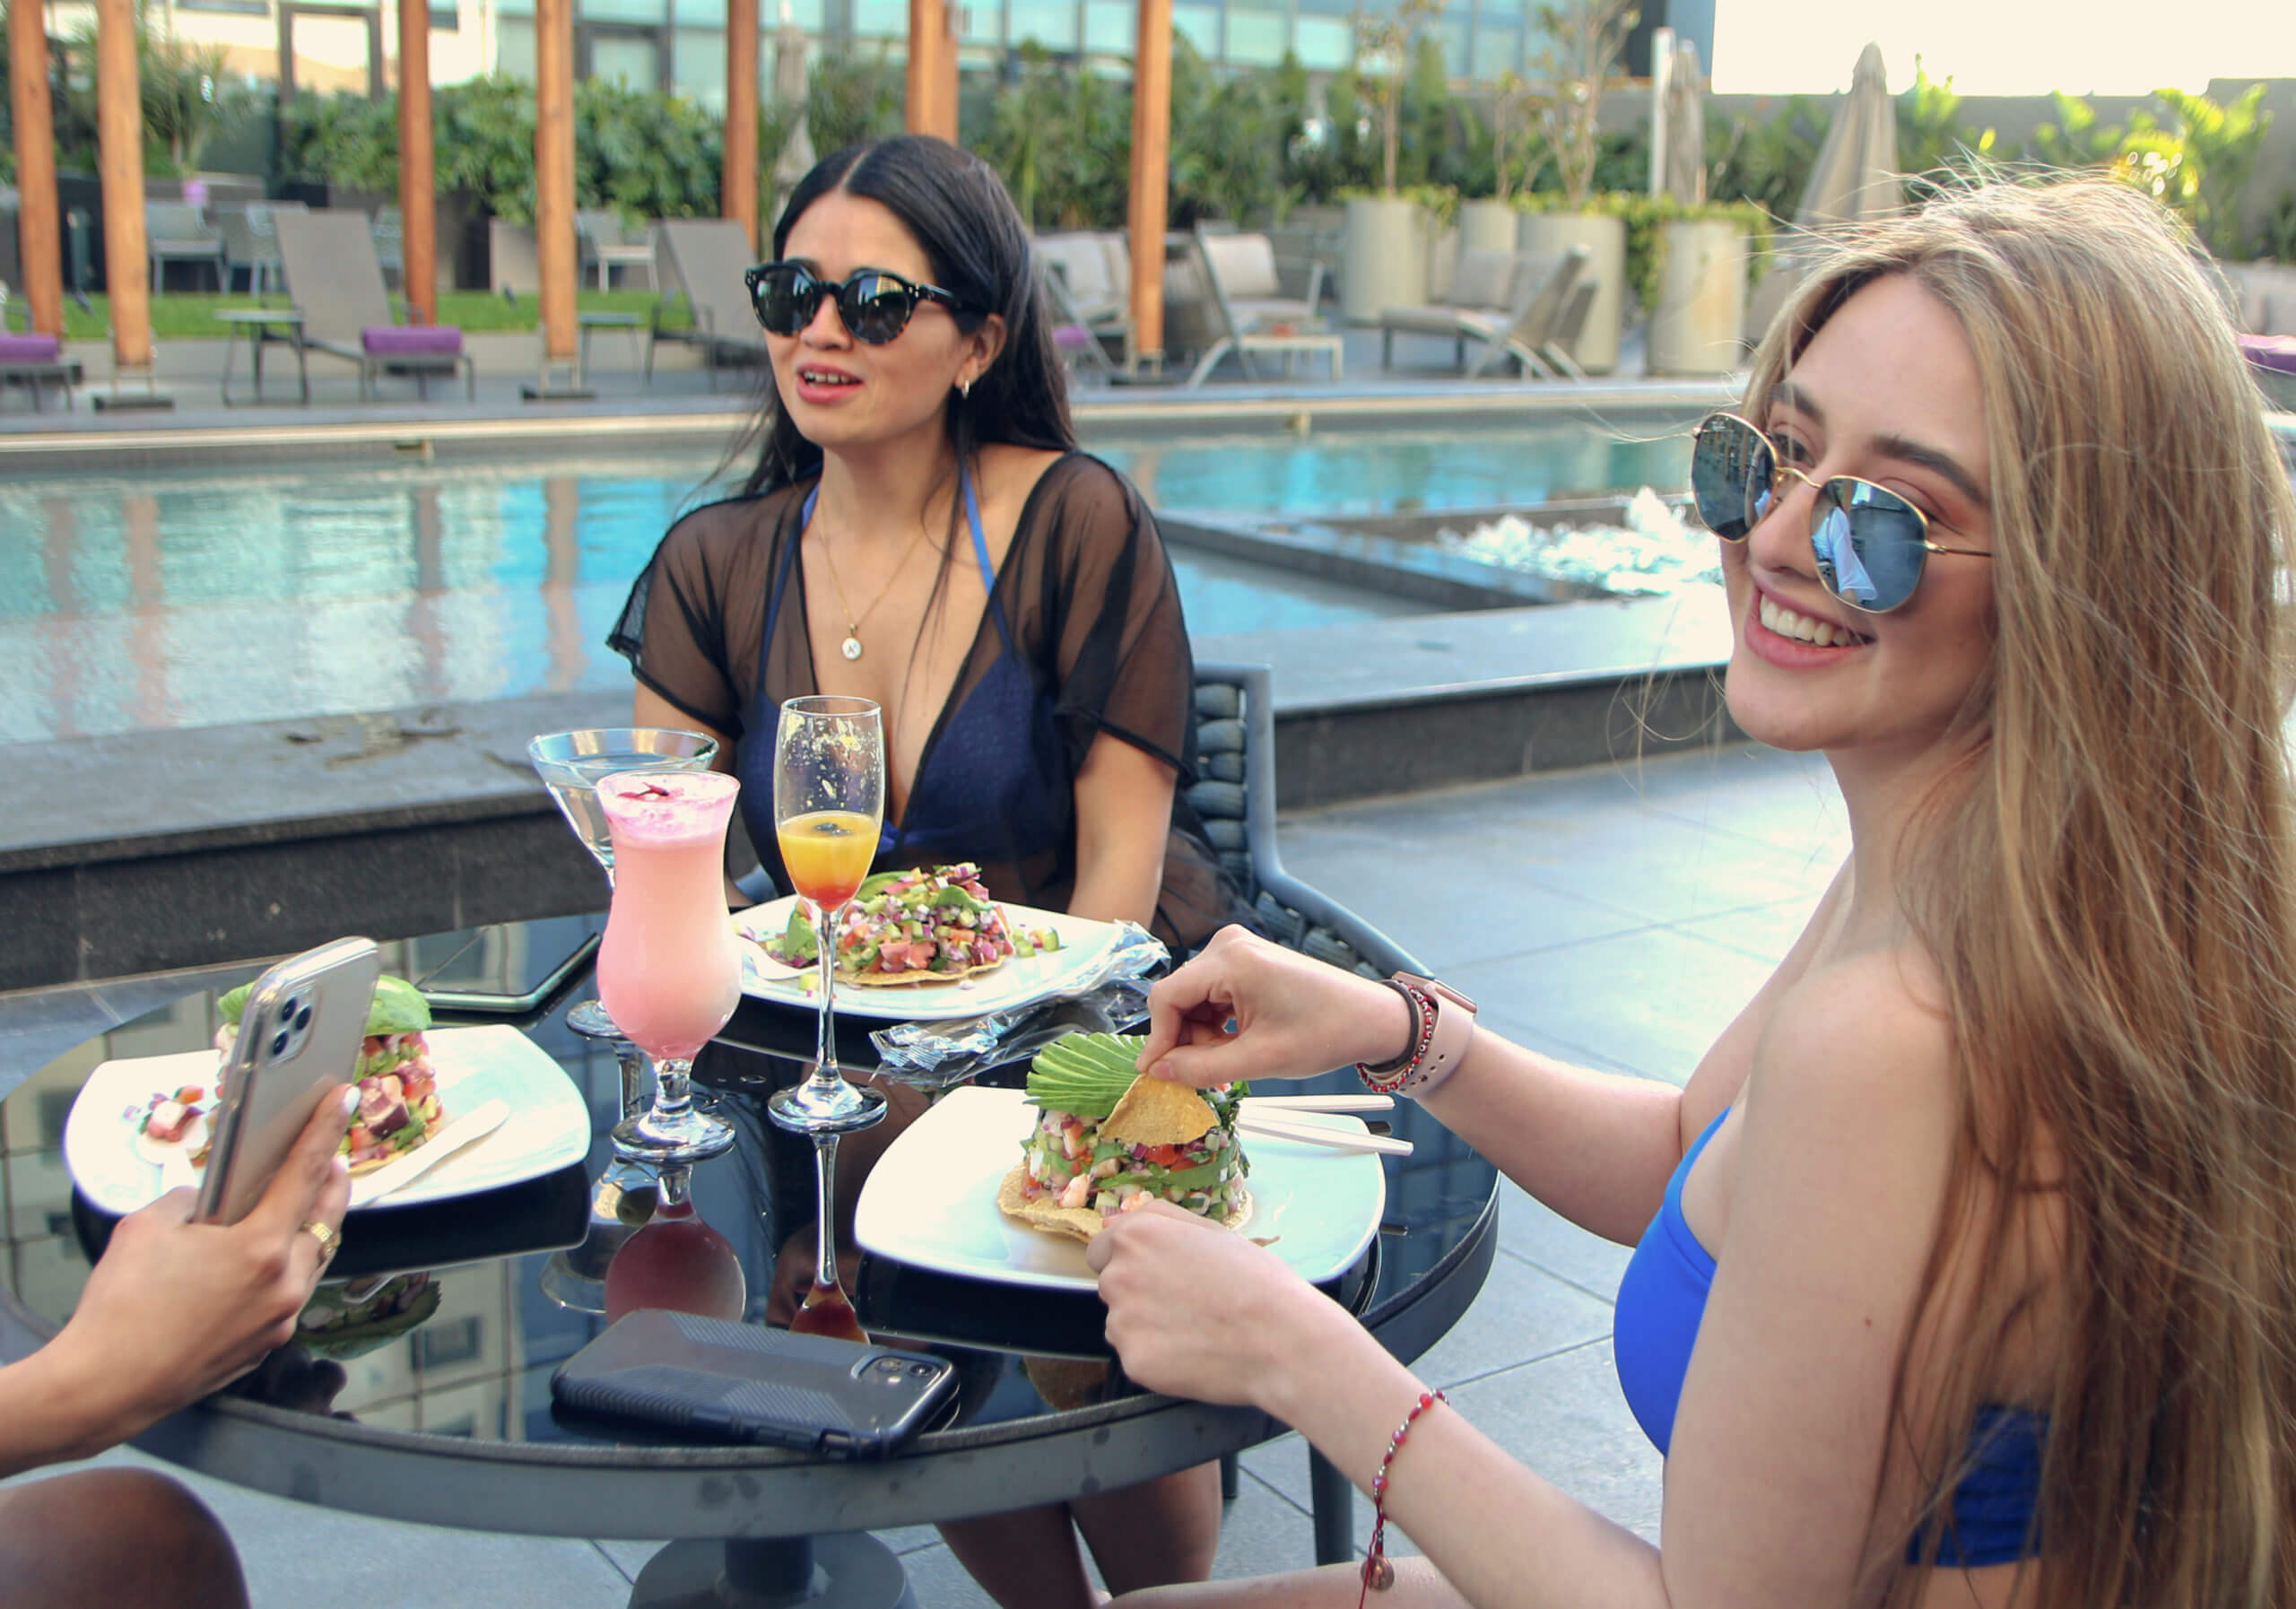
[609,135,1243,1609]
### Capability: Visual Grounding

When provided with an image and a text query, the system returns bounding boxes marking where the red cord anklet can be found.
[1358,1387,1446,1605]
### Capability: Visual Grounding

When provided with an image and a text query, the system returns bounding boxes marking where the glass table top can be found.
[1,915,1500,1457]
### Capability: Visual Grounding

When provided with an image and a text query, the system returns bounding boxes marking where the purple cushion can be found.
[0,332,62,362]
[362,325,463,357]
[2240,334,2296,378]
[1052,323,1093,351]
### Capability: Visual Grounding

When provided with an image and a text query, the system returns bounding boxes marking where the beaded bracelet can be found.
[1357,1387,1447,1605]
[1355,979,1430,1092]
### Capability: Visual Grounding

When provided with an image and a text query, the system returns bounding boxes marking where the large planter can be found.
[1518,210,1627,375]
[1457,198,1517,256]
[1423,222,1459,302]
[1342,195,1427,325]
[1648,219,1749,378]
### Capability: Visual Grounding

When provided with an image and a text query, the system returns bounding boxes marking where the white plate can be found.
[64,1024,592,1217]
[733,897,1125,1022]
[853,1085,1387,1292]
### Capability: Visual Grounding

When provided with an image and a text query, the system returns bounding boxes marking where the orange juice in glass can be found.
[596,770,742,1161]
[777,808,877,912]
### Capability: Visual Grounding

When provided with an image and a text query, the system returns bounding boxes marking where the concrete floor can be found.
[0,738,1848,1607]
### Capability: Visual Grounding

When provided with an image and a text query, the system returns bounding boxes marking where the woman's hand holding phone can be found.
[1134,926,1415,1090]
[45,1084,355,1455]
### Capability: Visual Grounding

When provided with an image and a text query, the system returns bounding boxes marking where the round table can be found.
[0,917,1499,1608]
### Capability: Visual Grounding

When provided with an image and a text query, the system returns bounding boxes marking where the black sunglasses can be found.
[1688,412,1990,614]
[744,261,971,345]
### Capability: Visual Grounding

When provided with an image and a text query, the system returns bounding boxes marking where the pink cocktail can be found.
[596,770,742,1161]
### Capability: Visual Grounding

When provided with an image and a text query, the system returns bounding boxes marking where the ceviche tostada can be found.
[765,863,1060,987]
[211,972,446,1175]
[997,1033,1250,1243]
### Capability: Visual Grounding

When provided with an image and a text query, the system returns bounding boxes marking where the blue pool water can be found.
[0,422,1696,745]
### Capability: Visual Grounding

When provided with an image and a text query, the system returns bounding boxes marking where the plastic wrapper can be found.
[868,921,1169,1092]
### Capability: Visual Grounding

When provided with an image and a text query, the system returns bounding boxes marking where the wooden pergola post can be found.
[95,0,152,369]
[725,0,759,248]
[904,0,955,140]
[534,0,577,365]
[1126,0,1171,371]
[397,0,438,323]
[7,0,65,335]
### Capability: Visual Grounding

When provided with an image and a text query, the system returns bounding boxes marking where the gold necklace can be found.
[816,519,933,662]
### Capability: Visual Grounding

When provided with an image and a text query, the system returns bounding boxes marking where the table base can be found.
[631,1535,917,1609]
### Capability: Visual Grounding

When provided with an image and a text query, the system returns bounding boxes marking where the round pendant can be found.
[840,637,863,661]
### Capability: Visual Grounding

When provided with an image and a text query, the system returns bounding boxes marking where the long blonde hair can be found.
[1745,178,2296,1607]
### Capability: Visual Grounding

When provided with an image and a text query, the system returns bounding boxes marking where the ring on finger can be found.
[300,1219,340,1268]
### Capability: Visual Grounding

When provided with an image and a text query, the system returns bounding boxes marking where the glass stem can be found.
[813,898,840,1090]
[613,1040,648,1119]
[651,1055,695,1121]
[812,1135,840,1292]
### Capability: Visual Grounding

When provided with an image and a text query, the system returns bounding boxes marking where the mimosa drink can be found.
[777,808,877,909]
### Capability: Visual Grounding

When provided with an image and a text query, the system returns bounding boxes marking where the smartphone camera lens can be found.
[270,1031,290,1057]
[296,1005,313,1031]
[279,996,299,1018]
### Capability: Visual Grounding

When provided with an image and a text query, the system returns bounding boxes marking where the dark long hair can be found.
[738,135,1076,497]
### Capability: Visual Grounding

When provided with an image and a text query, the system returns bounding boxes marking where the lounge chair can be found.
[274,208,476,401]
[0,284,76,411]
[1034,231,1133,373]
[578,211,658,291]
[213,200,306,297]
[1377,246,1588,380]
[145,202,226,292]
[648,219,770,389]
[1185,228,1338,388]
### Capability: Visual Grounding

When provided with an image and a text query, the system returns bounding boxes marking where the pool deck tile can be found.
[0,741,1845,1604]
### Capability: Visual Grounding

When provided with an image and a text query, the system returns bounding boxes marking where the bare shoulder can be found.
[978,442,1075,508]
[1746,941,1958,1153]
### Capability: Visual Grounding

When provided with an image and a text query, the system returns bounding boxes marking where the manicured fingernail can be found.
[340,1086,361,1116]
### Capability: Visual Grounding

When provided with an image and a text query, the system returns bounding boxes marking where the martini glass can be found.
[528,727,718,1039]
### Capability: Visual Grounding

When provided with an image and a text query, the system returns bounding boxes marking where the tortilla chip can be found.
[997,1162,1105,1242]
[996,1163,1254,1242]
[1102,1075,1217,1145]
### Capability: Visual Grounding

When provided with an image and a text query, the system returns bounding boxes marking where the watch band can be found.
[1356,973,1477,1097]
[1395,972,1476,1096]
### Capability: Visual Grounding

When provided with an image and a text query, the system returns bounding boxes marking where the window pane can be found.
[851,0,906,34]
[496,16,536,72]
[674,27,727,108]
[1436,17,1466,76]
[1171,2,1215,55]
[1083,0,1129,52]
[1008,0,1076,47]
[960,1,1000,43]
[583,0,668,22]
[589,31,662,82]
[1225,6,1284,64]
[676,0,726,25]
[1293,13,1347,66]
[1469,18,1515,78]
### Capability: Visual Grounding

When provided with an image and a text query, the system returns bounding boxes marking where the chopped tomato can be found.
[1142,1144,1185,1167]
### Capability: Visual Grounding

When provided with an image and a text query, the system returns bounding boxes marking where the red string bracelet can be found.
[1358,1387,1447,1606]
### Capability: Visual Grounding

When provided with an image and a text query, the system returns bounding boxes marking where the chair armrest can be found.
[1303,260,1328,312]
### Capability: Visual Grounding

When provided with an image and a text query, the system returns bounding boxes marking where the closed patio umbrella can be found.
[772,2,816,197]
[1658,38,1706,205]
[1744,42,1901,341]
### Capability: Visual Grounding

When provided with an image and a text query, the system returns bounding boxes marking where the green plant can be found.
[1896,58,1996,195]
[1353,0,1441,195]
[1706,94,1829,217]
[2257,192,2296,264]
[578,78,721,222]
[1484,70,1544,202]
[806,45,903,155]
[975,43,1129,230]
[1513,188,1768,309]
[2026,83,2272,257]
[1526,0,1636,209]
[51,0,254,173]
[1170,37,1302,224]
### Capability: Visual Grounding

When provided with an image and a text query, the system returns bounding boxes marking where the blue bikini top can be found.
[1612,1109,2048,1568]
[735,465,1065,884]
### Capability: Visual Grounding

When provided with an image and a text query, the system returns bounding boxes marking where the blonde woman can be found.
[1089,177,2296,1609]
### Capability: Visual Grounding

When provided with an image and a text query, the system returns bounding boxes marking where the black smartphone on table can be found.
[196,937,382,1225]
[552,1309,957,1457]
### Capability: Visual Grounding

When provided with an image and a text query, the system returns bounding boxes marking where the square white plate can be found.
[64,1024,592,1216]
[854,1085,1387,1292]
[733,897,1125,1022]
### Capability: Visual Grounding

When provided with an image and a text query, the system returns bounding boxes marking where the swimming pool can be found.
[0,420,1697,746]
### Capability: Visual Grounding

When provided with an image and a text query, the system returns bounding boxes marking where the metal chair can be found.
[578,211,659,291]
[144,202,226,292]
[213,200,305,297]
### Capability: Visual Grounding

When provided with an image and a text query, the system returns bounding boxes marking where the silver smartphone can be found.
[196,937,383,1225]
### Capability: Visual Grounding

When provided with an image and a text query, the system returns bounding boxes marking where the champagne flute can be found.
[596,770,743,1162]
[765,696,889,1136]
[527,727,718,1040]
